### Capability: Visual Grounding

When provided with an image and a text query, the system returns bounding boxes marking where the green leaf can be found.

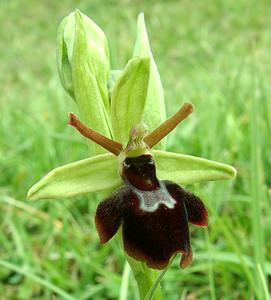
[27,154,121,200]
[153,150,237,185]
[111,57,151,144]
[133,13,167,150]
[72,10,112,155]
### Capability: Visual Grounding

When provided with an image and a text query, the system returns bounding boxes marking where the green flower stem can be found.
[117,232,163,300]
[125,256,163,300]
[144,259,174,300]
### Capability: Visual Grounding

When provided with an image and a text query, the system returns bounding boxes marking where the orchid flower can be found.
[27,10,236,299]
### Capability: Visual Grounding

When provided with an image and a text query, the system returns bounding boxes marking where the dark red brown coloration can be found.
[144,102,194,148]
[69,112,123,155]
[122,186,192,269]
[95,155,208,269]
[165,182,208,227]
[122,155,159,191]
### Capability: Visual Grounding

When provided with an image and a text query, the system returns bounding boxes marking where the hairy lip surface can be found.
[95,154,208,269]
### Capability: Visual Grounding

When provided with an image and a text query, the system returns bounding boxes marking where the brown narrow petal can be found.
[69,113,123,155]
[95,187,131,244]
[144,102,194,148]
[164,181,208,227]
[122,189,192,270]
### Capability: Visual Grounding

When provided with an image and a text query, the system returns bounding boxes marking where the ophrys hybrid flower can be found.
[27,10,236,271]
[69,103,208,269]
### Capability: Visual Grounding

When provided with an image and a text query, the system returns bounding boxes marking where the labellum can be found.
[69,102,208,269]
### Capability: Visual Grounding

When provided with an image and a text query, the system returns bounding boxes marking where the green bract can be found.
[27,11,236,202]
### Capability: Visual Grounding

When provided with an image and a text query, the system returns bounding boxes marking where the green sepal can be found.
[111,57,151,144]
[27,150,236,201]
[153,150,237,185]
[27,154,121,201]
[108,69,122,99]
[133,13,167,150]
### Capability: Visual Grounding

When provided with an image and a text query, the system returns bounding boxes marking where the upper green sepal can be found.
[111,56,151,144]
[153,150,236,185]
[133,13,166,150]
[27,154,121,201]
[108,69,122,99]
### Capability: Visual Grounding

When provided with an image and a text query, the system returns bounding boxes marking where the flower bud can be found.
[57,10,111,155]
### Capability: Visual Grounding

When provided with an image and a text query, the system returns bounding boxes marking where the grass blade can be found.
[0,260,76,300]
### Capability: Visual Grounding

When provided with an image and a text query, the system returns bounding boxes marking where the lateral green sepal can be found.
[27,154,121,200]
[153,150,237,185]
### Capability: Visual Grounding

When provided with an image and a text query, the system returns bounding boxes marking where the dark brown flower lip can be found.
[95,179,208,270]
[165,181,208,227]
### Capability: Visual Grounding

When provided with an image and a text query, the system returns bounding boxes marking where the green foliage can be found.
[0,0,270,299]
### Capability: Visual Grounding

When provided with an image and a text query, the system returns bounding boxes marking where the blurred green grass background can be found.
[0,0,270,299]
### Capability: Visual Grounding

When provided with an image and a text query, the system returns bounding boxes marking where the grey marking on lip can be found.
[133,181,176,212]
